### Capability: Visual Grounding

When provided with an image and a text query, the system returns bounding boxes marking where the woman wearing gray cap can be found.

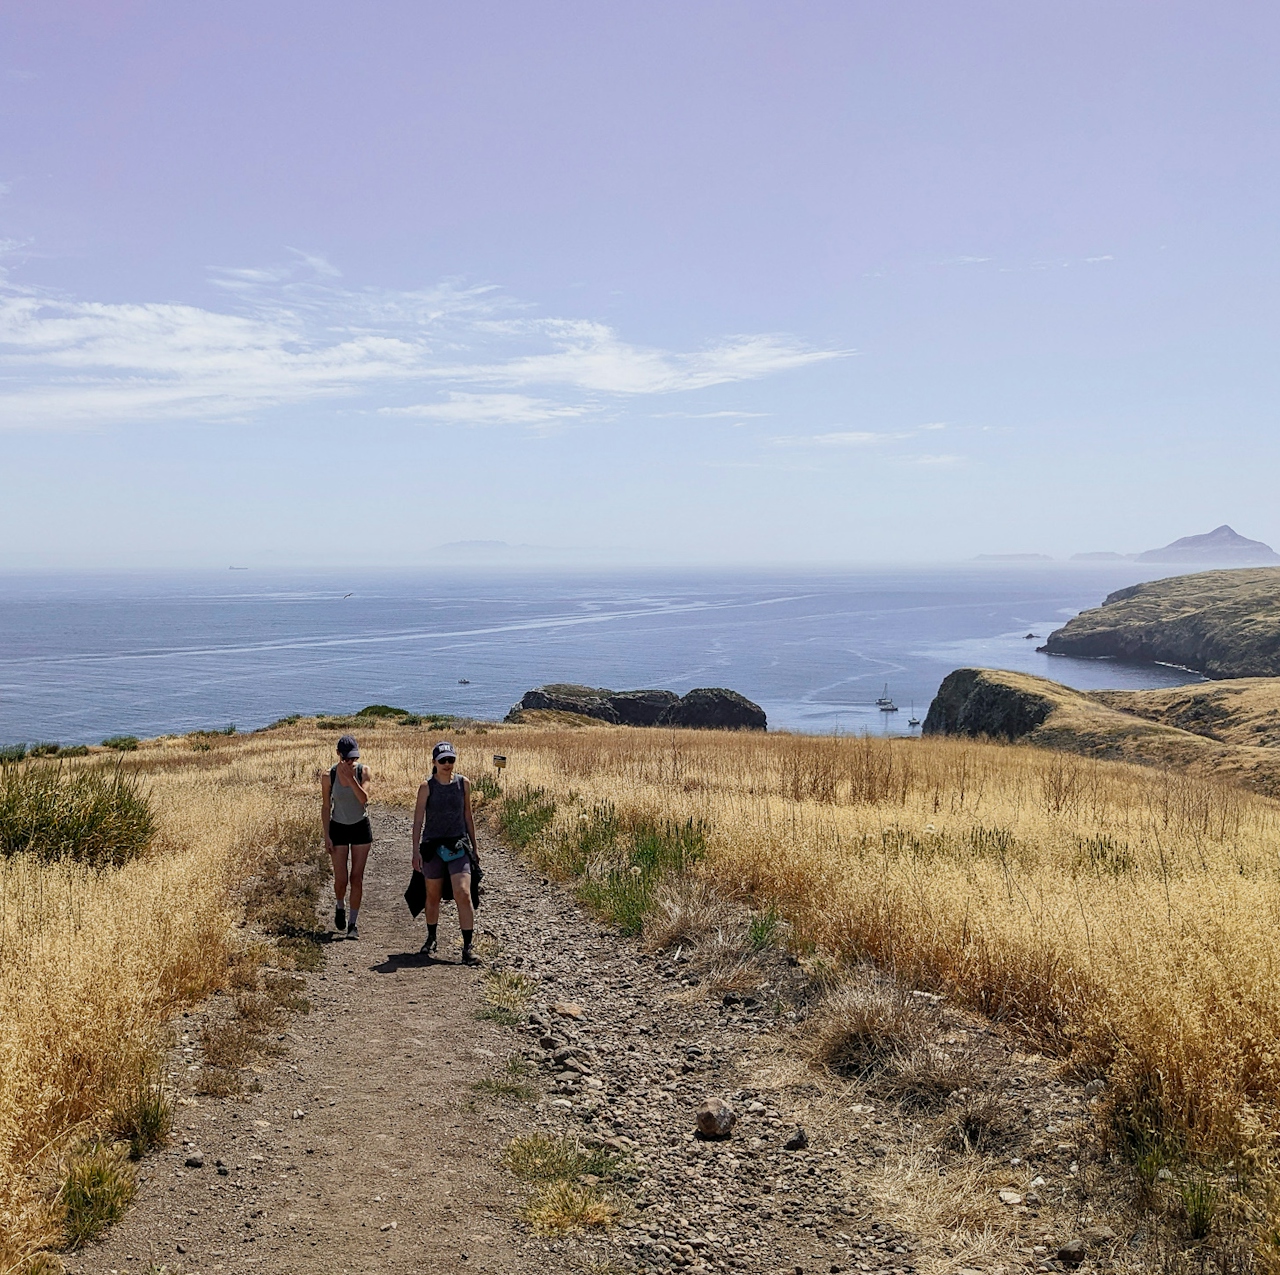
[322,734,373,939]
[410,741,479,963]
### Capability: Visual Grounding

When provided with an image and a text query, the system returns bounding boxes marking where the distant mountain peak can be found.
[1136,525,1280,564]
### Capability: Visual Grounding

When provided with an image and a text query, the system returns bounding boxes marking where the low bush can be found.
[28,742,61,758]
[810,981,927,1078]
[100,736,139,752]
[0,762,156,866]
[357,704,409,718]
[0,743,27,763]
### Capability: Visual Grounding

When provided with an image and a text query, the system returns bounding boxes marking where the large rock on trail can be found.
[657,688,767,731]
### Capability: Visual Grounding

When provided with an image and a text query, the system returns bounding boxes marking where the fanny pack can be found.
[427,834,471,863]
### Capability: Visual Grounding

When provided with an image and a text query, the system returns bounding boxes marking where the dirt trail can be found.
[70,805,1092,1275]
[72,807,538,1275]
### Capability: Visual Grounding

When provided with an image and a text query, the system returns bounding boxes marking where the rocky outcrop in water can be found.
[507,684,766,730]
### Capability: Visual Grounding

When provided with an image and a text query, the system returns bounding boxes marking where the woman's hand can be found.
[412,849,422,872]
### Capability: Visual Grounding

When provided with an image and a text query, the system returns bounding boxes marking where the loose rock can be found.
[695,1097,737,1139]
[782,1126,809,1151]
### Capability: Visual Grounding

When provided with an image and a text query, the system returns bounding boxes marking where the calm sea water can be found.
[0,565,1205,747]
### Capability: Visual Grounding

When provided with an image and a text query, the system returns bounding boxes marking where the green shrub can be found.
[61,1142,136,1247]
[59,745,90,758]
[357,704,409,718]
[29,742,61,758]
[0,743,27,763]
[0,762,157,866]
[101,735,139,752]
[264,715,301,730]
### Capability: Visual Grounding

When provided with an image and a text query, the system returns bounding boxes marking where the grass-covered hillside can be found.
[1042,566,1280,677]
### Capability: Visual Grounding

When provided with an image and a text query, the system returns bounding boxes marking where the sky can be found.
[3,1,1280,568]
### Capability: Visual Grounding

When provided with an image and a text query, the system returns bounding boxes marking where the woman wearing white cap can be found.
[410,740,479,963]
[322,734,373,940]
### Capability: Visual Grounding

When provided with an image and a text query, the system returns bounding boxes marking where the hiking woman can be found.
[322,734,372,940]
[411,741,479,963]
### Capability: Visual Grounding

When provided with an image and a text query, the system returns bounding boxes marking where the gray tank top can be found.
[329,765,367,824]
[422,775,467,840]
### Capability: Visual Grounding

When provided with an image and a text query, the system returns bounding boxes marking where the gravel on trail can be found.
[70,805,1090,1275]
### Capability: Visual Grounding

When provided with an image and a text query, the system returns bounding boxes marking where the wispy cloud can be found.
[380,392,591,428]
[0,257,848,430]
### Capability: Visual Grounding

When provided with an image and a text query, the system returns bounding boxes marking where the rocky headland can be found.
[923,667,1280,797]
[1039,566,1280,678]
[506,685,767,731]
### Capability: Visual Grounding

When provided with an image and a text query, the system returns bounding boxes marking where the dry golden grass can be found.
[463,722,1280,1164]
[9,712,1280,1264]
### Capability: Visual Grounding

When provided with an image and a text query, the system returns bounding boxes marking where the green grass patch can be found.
[0,761,156,866]
[473,1059,540,1103]
[0,743,28,763]
[504,1133,621,1183]
[575,815,707,935]
[100,735,139,751]
[108,1063,172,1161]
[498,786,557,848]
[60,1142,136,1247]
[357,703,409,718]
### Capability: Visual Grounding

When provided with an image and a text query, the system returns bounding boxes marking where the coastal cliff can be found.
[923,667,1280,797]
[1039,567,1280,678]
[505,683,767,731]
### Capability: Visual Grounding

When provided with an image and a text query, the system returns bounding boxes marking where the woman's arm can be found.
[463,777,479,861]
[321,773,333,853]
[338,760,370,806]
[410,782,429,871]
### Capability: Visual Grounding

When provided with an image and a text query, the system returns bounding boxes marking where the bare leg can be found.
[348,844,371,915]
[453,874,474,931]
[425,875,443,925]
[329,846,350,904]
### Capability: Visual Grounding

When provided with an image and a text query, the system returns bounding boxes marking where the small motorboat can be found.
[458,678,471,685]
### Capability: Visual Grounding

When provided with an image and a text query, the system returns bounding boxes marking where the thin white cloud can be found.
[0,262,846,430]
[909,453,964,467]
[772,429,916,447]
[381,392,590,428]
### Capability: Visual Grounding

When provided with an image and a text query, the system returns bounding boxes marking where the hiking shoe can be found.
[420,936,437,957]
[461,946,477,965]
[334,904,346,932]
[346,923,359,941]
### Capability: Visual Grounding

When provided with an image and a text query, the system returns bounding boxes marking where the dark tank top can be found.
[422,775,467,840]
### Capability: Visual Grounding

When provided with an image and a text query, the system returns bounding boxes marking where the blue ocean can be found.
[0,565,1204,747]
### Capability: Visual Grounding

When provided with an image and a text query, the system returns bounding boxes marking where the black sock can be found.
[462,928,473,949]
[427,923,438,944]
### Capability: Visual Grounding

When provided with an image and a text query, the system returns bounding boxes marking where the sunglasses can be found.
[436,757,456,765]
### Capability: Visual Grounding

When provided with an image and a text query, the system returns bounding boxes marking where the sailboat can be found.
[875,683,893,706]
[908,702,920,727]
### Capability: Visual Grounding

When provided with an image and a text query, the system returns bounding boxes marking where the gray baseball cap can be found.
[432,740,457,761]
[337,735,360,759]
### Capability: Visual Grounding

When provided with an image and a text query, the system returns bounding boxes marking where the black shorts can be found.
[329,817,372,847]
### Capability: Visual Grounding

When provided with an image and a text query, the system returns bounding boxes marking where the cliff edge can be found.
[1038,567,1280,678]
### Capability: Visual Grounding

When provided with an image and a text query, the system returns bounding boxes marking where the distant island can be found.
[1039,566,1280,678]
[1068,525,1279,566]
[972,553,1053,562]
